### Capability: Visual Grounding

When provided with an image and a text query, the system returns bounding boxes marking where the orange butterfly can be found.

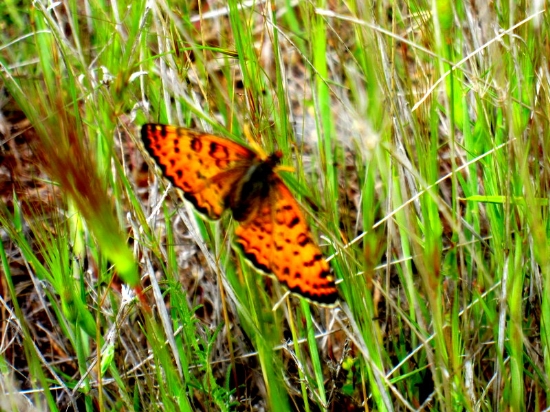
[141,124,338,305]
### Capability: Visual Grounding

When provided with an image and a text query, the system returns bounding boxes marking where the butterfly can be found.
[141,123,338,305]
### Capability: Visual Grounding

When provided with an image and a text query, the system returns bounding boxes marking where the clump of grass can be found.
[0,1,548,410]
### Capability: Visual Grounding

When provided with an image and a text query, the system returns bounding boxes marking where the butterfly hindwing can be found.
[234,178,338,305]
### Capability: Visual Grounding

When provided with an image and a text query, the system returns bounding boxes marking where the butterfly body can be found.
[141,124,338,305]
[229,152,282,222]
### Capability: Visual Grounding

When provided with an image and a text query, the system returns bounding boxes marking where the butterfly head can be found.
[267,150,283,167]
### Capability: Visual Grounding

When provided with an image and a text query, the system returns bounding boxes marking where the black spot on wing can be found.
[288,217,300,228]
[297,233,310,247]
[191,137,203,152]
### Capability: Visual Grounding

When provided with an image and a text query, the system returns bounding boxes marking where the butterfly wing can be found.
[234,177,338,305]
[141,124,257,219]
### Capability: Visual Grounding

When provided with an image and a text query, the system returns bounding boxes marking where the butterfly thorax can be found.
[229,151,282,222]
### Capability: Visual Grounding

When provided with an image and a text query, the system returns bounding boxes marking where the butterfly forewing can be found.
[141,124,257,219]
